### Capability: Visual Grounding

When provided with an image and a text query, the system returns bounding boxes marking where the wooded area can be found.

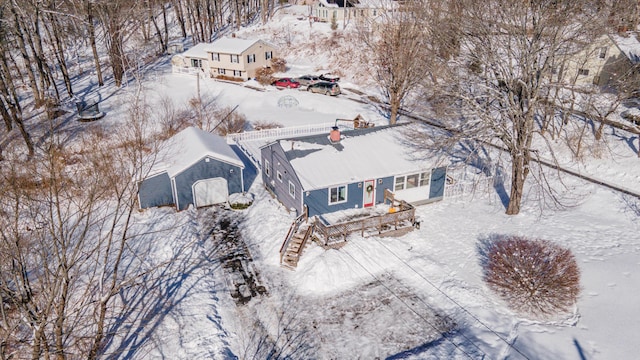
[2,0,640,358]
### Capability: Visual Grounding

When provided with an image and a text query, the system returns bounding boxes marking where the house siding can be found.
[174,157,244,210]
[305,182,363,218]
[261,144,303,214]
[138,172,174,209]
[208,40,278,80]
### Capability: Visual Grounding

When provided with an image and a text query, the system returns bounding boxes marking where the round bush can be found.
[482,235,580,319]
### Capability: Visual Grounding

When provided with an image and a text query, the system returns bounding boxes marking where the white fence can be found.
[227,122,339,143]
[445,175,496,199]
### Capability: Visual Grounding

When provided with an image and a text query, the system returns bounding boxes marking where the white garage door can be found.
[193,178,228,208]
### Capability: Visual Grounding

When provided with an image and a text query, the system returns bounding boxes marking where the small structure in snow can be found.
[277,95,299,108]
[76,100,105,122]
[138,126,246,211]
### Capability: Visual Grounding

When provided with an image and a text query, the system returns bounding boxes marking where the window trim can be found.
[247,54,256,63]
[265,51,273,60]
[230,54,240,63]
[289,181,296,199]
[277,170,283,182]
[212,53,220,61]
[218,68,226,75]
[328,185,348,205]
[264,160,271,177]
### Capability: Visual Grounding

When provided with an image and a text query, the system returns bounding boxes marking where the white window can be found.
[277,170,283,182]
[230,54,239,63]
[190,59,202,68]
[264,160,271,177]
[419,172,430,187]
[395,172,431,191]
[578,68,589,76]
[406,174,419,189]
[329,185,347,204]
[211,53,220,61]
[233,70,242,77]
[218,68,226,75]
[289,181,296,198]
[247,54,256,63]
[394,176,405,191]
[265,51,273,60]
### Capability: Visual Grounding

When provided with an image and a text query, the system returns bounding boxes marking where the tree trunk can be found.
[10,5,42,105]
[506,149,530,215]
[148,0,167,53]
[87,1,104,86]
[172,0,187,38]
[46,11,73,97]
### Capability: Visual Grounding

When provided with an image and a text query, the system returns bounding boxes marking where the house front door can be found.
[363,179,375,208]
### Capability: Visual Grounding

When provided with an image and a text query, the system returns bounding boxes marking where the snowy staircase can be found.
[280,217,314,270]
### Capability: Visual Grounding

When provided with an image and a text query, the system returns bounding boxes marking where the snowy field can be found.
[54,5,640,359]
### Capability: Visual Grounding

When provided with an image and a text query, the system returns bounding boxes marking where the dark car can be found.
[296,74,321,86]
[319,73,340,82]
[272,78,301,88]
[307,81,341,96]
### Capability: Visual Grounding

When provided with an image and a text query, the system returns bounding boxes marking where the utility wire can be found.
[340,246,480,360]
[347,240,489,358]
[369,236,530,360]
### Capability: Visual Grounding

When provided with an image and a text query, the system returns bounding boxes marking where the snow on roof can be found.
[150,127,244,178]
[182,42,214,59]
[610,33,640,64]
[280,125,440,190]
[319,0,340,8]
[210,37,267,55]
[354,0,398,9]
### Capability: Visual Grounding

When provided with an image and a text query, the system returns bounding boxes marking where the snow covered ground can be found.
[57,5,640,359]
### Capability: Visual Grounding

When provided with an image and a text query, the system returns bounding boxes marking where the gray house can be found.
[260,124,447,218]
[138,126,245,210]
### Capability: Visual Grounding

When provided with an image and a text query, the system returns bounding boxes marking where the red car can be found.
[272,78,300,88]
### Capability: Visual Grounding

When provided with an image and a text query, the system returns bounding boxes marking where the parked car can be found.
[272,78,300,88]
[307,81,341,96]
[296,74,321,86]
[319,73,340,82]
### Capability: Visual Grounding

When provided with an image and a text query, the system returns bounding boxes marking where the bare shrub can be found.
[255,67,275,85]
[215,74,244,82]
[212,106,248,136]
[480,235,580,319]
[270,57,287,73]
[252,120,282,130]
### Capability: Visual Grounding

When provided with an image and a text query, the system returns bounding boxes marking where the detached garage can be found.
[138,126,245,210]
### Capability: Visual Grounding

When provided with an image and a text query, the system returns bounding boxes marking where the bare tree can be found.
[357,0,442,125]
[441,0,609,214]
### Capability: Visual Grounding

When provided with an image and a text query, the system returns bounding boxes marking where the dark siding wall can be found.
[138,172,174,208]
[305,182,364,218]
[261,144,303,214]
[429,167,447,199]
[174,157,243,210]
[375,176,394,204]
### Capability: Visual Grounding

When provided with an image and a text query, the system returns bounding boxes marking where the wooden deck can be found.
[279,190,418,269]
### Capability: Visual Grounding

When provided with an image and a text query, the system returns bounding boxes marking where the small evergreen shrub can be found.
[481,235,580,319]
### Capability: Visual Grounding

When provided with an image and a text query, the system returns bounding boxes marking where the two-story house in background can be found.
[551,32,640,90]
[173,36,279,81]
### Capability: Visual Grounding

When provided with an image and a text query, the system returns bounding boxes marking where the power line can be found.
[339,246,481,360]
[347,240,489,359]
[368,236,530,360]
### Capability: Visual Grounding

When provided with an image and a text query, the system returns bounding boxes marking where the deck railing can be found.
[227,122,342,143]
[314,201,416,247]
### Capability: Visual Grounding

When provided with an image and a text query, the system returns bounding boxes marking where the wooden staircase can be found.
[280,216,314,270]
